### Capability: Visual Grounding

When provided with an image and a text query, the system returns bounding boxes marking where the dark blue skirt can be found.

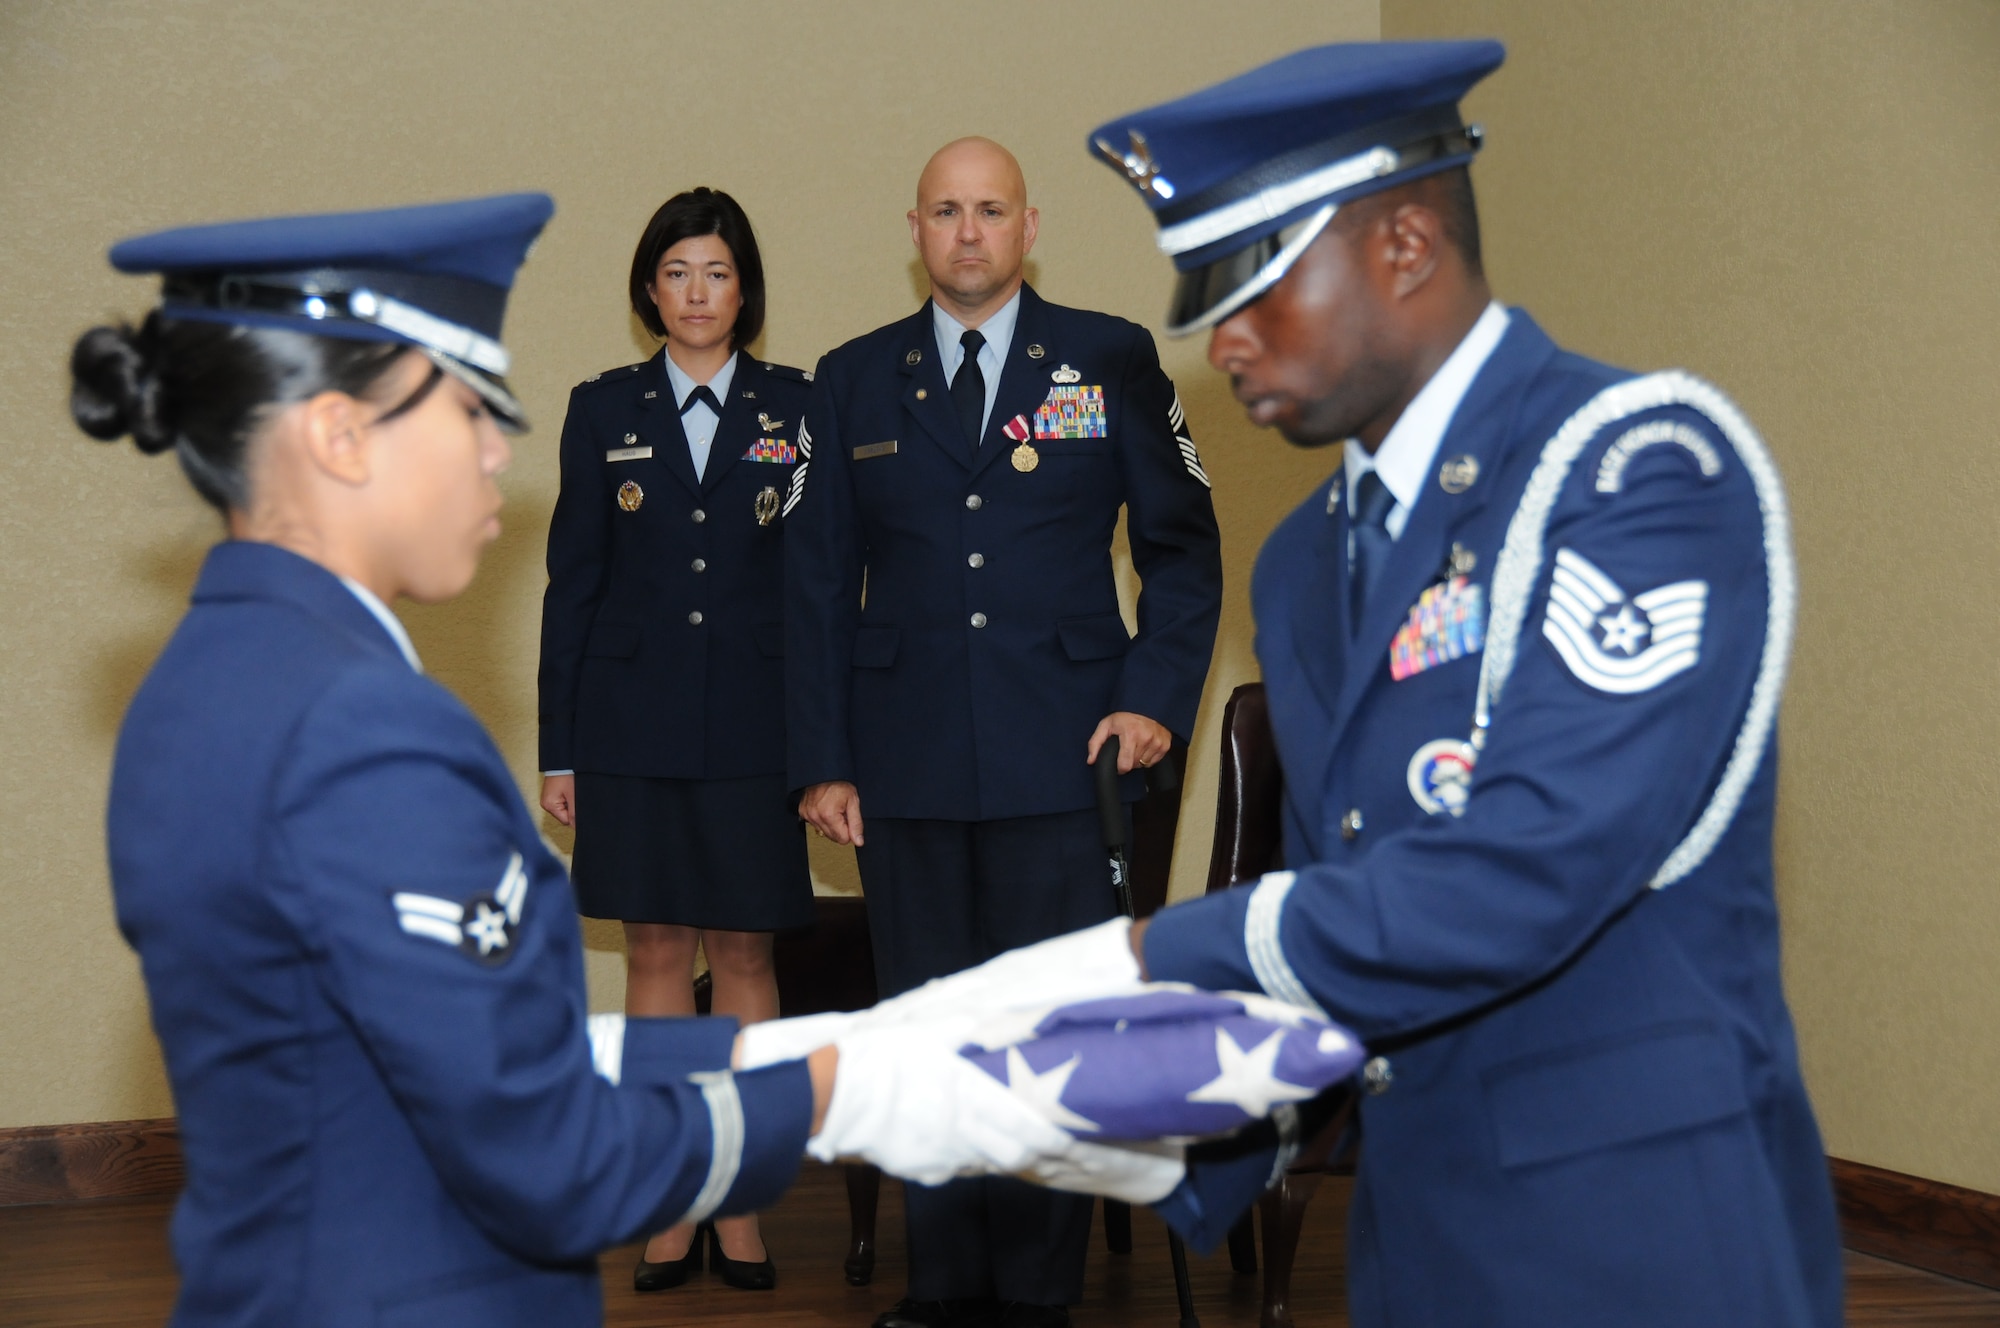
[570,771,814,931]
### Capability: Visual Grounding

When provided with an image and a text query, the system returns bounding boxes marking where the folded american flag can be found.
[956,986,1363,1142]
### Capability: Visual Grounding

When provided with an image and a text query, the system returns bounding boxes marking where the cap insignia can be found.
[1093,129,1176,201]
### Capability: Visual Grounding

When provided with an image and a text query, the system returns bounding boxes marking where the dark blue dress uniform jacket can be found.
[1146,313,1841,1327]
[108,543,813,1327]
[540,348,813,776]
[785,284,1222,819]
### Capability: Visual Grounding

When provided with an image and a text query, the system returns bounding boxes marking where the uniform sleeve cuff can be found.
[619,1015,741,1086]
[694,1060,815,1221]
[1144,886,1260,992]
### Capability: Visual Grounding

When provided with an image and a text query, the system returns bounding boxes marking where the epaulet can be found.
[575,363,647,391]
[759,360,814,385]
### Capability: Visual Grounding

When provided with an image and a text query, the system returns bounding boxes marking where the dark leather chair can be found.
[692,893,883,1283]
[1203,683,1358,1328]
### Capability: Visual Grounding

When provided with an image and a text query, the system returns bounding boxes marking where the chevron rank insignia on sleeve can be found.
[393,851,529,966]
[1542,548,1707,694]
[1167,391,1210,488]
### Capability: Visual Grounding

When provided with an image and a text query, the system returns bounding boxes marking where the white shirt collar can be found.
[338,576,422,672]
[662,348,739,413]
[1345,300,1511,536]
[932,287,1023,374]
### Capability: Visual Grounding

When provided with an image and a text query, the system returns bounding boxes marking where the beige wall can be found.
[1381,0,2000,1193]
[0,0,1376,1129]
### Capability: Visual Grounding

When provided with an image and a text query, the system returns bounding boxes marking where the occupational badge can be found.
[1407,739,1477,816]
[757,412,786,431]
[754,486,781,526]
[1050,363,1082,385]
[1003,414,1038,472]
[1389,576,1486,681]
[1542,548,1708,694]
[617,479,644,512]
[1033,385,1108,439]
[742,438,798,463]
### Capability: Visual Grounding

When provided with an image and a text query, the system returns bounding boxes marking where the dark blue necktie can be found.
[951,329,987,454]
[1349,470,1396,633]
[680,385,722,416]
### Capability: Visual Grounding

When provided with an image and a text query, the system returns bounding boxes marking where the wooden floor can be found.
[3,1167,1997,1326]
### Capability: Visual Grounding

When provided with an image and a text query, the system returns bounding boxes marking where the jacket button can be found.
[688,611,704,626]
[970,612,988,628]
[1340,808,1365,841]
[965,494,983,510]
[691,508,707,523]
[1362,1056,1393,1095]
[968,553,985,568]
[691,558,707,573]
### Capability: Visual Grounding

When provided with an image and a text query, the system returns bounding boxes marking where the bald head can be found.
[909,137,1039,325]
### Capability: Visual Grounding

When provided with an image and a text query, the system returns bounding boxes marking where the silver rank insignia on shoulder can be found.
[394,851,529,965]
[1051,364,1082,384]
[758,412,785,431]
[1543,548,1707,694]
[1092,128,1176,200]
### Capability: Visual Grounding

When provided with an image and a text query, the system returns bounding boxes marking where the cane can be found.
[1093,735,1202,1328]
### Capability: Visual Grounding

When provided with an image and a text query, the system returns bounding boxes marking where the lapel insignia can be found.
[617,479,644,511]
[643,390,658,399]
[1026,343,1046,360]
[757,412,785,431]
[1051,363,1082,384]
[1390,576,1485,681]
[1407,739,1477,816]
[1092,128,1177,201]
[742,390,756,399]
[754,485,781,526]
[742,438,798,464]
[1438,455,1480,494]
[906,349,923,366]
[624,432,638,444]
[1033,385,1108,439]
[1543,548,1707,694]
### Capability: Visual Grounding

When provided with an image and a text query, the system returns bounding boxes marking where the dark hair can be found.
[69,312,410,513]
[1334,165,1484,278]
[626,187,766,345]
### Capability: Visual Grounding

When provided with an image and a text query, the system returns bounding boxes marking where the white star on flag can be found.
[1185,1027,1316,1117]
[1003,1046,1101,1133]
[1595,603,1649,655]
[463,901,510,956]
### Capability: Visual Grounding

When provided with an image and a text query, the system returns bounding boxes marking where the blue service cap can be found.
[109,192,555,429]
[1088,41,1504,335]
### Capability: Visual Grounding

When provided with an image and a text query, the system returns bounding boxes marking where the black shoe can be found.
[873,1297,1000,1328]
[632,1226,703,1292]
[706,1224,777,1291]
[998,1303,1071,1328]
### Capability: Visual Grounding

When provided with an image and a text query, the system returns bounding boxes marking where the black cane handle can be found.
[1093,736,1127,851]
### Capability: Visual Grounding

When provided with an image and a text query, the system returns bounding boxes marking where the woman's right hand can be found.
[540,774,576,826]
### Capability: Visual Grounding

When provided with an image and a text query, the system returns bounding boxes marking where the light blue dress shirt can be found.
[931,288,1022,440]
[663,350,739,481]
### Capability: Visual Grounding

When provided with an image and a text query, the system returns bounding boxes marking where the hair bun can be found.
[70,321,174,454]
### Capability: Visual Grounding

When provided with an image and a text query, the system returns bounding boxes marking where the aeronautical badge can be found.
[617,479,644,511]
[1034,385,1108,439]
[1543,548,1708,694]
[1051,363,1082,385]
[1407,739,1477,816]
[1003,414,1038,471]
[1390,576,1485,681]
[393,852,530,966]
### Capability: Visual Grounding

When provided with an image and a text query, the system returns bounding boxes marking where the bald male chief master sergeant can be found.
[786,138,1222,1328]
[1098,39,1842,1328]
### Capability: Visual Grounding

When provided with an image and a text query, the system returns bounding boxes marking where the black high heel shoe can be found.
[707,1224,777,1291]
[633,1224,704,1292]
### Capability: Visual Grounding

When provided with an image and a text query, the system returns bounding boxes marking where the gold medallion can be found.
[1011,442,1040,473]
[754,485,781,526]
[617,479,644,512]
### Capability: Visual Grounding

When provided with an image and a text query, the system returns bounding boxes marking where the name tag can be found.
[605,446,653,462]
[852,440,898,461]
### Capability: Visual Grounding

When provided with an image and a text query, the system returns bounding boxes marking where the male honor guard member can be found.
[1092,43,1843,1328]
[786,139,1223,1328]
